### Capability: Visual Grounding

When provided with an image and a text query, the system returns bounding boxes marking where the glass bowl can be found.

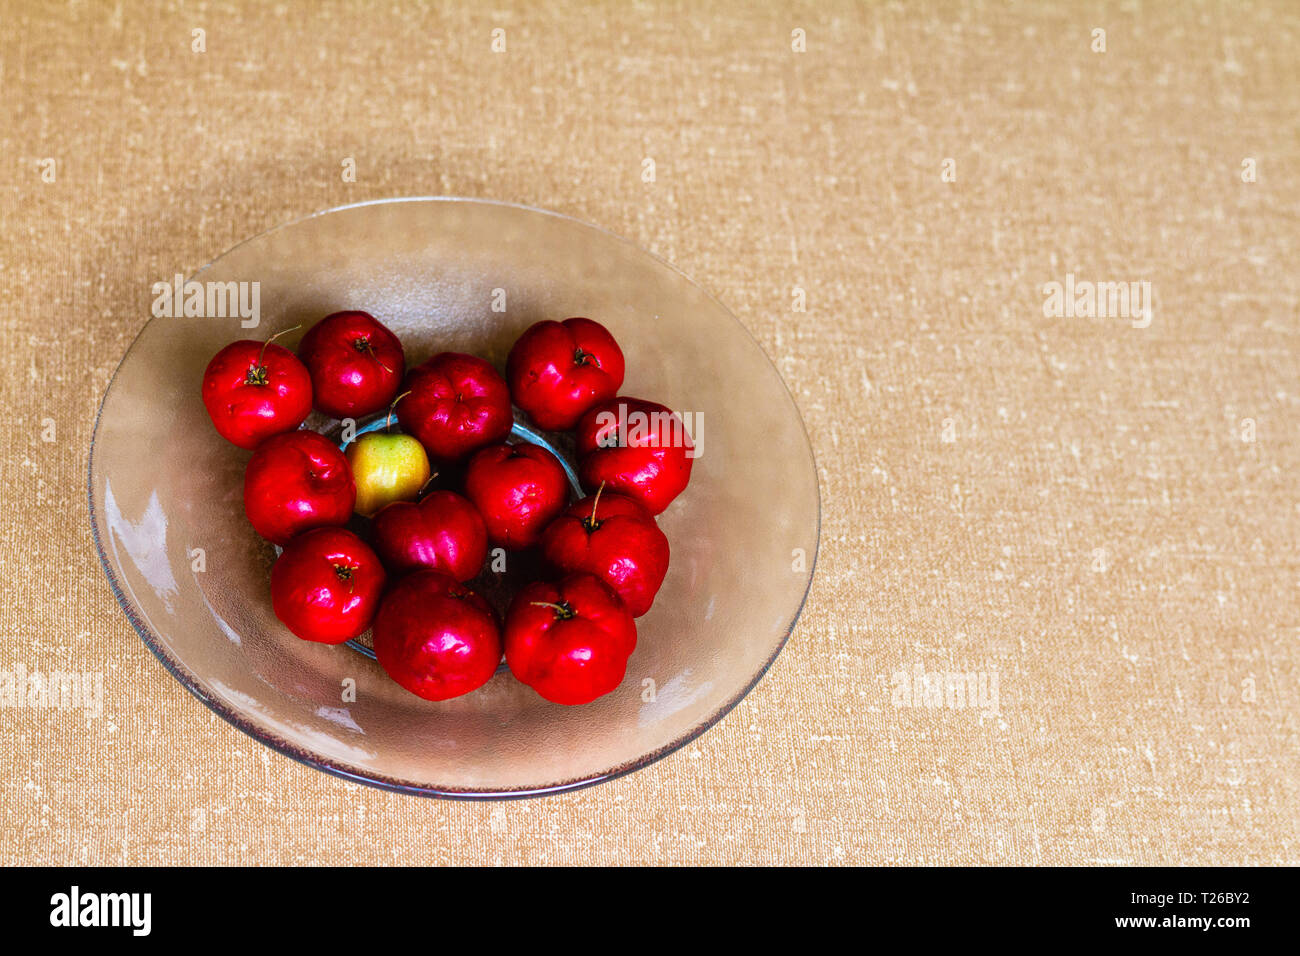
[89,198,820,798]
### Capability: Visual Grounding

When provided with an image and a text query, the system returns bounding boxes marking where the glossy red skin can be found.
[270,527,386,644]
[201,340,312,449]
[243,431,356,545]
[373,569,502,701]
[370,490,488,581]
[506,318,625,431]
[463,442,570,549]
[539,493,669,617]
[396,352,512,463]
[505,573,637,705]
[297,311,405,419]
[575,397,693,515]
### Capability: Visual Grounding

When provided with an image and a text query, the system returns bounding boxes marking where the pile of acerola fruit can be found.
[201,312,692,705]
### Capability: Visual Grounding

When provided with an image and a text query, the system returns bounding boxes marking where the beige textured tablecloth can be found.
[3,0,1297,866]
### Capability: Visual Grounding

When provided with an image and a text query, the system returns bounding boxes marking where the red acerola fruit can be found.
[370,490,489,582]
[201,335,312,449]
[505,572,637,706]
[463,442,570,549]
[297,310,405,419]
[575,396,693,515]
[506,317,625,431]
[539,488,669,617]
[372,569,503,702]
[243,430,356,545]
[270,527,386,644]
[396,352,513,463]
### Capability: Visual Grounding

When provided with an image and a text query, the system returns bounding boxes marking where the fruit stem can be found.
[355,336,394,374]
[257,324,303,368]
[530,600,576,621]
[584,480,607,532]
[385,390,411,431]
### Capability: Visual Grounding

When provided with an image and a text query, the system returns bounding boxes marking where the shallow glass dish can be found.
[89,198,819,798]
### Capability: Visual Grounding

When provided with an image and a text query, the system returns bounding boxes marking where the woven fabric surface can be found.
[1,0,1297,865]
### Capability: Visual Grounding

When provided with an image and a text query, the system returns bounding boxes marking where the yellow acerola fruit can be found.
[346,432,431,517]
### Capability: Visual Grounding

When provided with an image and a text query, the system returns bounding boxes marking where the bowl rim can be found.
[87,195,822,799]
